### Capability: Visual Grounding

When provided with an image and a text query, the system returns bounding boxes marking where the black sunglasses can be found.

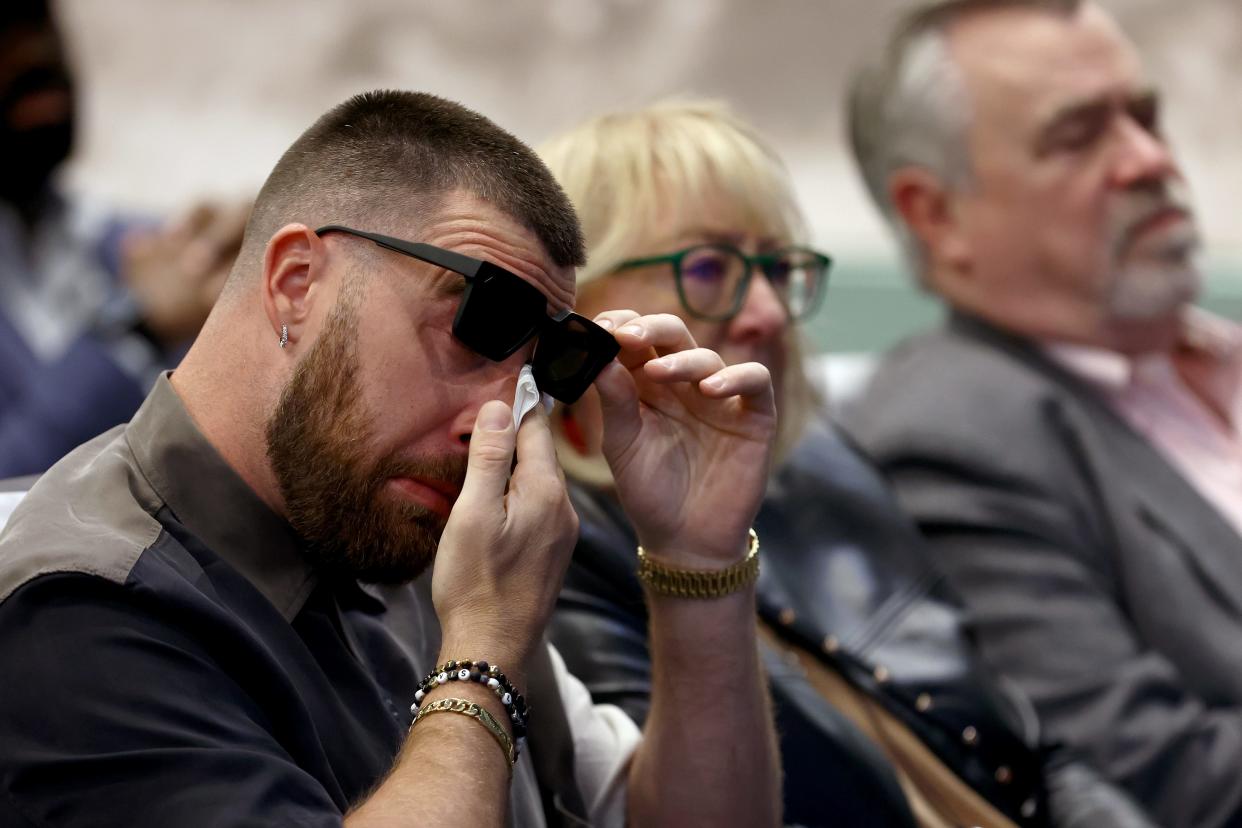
[315,225,619,404]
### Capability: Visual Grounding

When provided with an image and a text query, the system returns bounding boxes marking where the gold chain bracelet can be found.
[411,697,516,767]
[637,528,760,599]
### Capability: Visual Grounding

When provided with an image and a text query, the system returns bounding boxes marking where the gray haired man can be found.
[845,2,1242,827]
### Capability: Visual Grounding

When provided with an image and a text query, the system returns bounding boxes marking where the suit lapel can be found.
[1095,412,1242,614]
[949,313,1242,613]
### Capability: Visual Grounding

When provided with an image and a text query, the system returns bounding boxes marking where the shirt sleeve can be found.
[0,573,345,828]
[548,644,640,828]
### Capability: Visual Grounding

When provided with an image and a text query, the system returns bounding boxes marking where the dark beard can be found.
[265,300,466,583]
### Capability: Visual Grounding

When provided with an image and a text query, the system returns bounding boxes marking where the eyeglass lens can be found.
[677,245,824,320]
[762,249,825,320]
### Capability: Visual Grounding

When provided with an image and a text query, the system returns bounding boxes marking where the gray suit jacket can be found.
[844,312,1242,828]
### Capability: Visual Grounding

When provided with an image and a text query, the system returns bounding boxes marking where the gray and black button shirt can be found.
[0,375,636,827]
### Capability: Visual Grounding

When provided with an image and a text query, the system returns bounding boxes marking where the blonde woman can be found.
[540,101,1154,828]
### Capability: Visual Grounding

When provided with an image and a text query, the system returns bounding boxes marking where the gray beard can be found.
[1106,239,1201,321]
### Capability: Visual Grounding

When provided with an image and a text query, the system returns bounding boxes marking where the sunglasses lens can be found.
[543,341,591,380]
[533,315,619,403]
[454,267,543,360]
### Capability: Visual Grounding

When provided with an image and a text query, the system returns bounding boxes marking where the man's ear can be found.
[260,224,329,351]
[888,167,972,276]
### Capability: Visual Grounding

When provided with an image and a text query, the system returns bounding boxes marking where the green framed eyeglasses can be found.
[613,244,832,323]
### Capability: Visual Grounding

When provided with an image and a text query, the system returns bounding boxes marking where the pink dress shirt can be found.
[1045,310,1242,537]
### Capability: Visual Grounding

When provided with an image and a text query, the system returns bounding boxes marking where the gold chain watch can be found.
[636,529,760,599]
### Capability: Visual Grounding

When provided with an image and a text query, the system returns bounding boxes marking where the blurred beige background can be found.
[54,0,1242,351]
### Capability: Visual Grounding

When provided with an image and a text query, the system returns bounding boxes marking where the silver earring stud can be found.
[279,324,288,349]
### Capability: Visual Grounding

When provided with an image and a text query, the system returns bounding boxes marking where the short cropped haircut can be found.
[847,0,1083,276]
[539,99,818,471]
[229,90,584,291]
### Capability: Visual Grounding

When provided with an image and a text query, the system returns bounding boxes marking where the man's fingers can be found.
[119,228,157,264]
[176,202,249,278]
[511,403,565,489]
[169,202,216,243]
[201,200,251,255]
[200,268,231,307]
[177,239,219,280]
[457,400,516,508]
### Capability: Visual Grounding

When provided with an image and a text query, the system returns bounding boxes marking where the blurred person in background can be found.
[0,0,246,478]
[539,99,1153,828]
[845,1,1242,825]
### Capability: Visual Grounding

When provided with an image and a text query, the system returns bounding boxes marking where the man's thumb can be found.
[459,400,516,506]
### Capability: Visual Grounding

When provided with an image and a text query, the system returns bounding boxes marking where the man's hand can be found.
[592,311,777,567]
[431,399,579,684]
[121,200,250,348]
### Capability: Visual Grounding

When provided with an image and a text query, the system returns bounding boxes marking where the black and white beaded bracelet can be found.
[411,660,529,741]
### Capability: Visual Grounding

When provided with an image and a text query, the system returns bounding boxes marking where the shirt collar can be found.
[1175,308,1242,421]
[1179,306,1242,361]
[126,373,320,620]
[1042,308,1242,411]
[1043,341,1134,392]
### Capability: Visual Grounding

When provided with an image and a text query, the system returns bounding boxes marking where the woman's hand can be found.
[591,310,776,567]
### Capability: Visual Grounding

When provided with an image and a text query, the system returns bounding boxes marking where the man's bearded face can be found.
[265,298,467,584]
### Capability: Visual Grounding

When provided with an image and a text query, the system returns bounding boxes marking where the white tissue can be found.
[513,364,554,430]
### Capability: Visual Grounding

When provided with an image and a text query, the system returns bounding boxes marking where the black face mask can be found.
[0,58,75,207]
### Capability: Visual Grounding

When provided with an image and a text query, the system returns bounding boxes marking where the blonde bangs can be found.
[539,100,822,475]
[540,100,804,286]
